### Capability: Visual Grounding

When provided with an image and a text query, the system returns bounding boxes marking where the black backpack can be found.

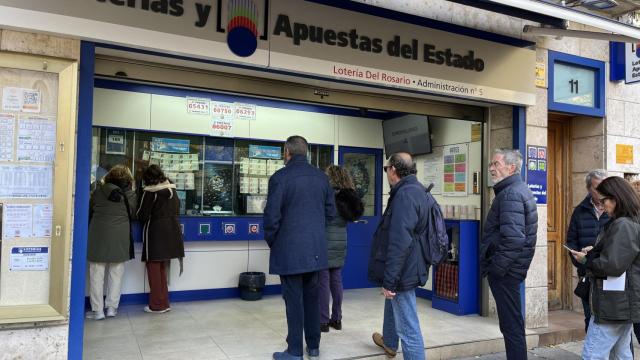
[412,183,449,266]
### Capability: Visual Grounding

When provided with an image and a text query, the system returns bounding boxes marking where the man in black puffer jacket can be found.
[481,149,538,360]
[566,170,609,332]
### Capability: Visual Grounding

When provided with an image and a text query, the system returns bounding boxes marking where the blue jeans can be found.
[582,318,632,360]
[381,289,425,360]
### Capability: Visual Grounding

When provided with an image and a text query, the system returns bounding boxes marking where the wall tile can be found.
[606,99,625,136]
[490,106,512,130]
[571,116,604,139]
[489,128,513,151]
[579,37,608,62]
[526,125,547,147]
[526,88,548,127]
[572,136,605,172]
[526,245,547,288]
[0,30,80,60]
[525,287,549,328]
[624,102,640,138]
[571,173,588,209]
[0,325,68,360]
[535,206,547,247]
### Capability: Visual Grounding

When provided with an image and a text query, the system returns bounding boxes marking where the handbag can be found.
[574,276,590,300]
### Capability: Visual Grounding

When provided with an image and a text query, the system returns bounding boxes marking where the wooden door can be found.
[547,118,568,310]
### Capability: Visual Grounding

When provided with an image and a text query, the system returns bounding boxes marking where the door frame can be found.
[548,114,574,310]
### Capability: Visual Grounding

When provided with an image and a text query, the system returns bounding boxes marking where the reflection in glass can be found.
[344,153,376,216]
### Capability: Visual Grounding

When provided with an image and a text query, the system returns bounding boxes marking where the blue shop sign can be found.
[249,145,282,159]
[526,145,547,205]
[151,137,190,153]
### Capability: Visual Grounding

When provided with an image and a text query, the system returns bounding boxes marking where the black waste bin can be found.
[238,272,266,301]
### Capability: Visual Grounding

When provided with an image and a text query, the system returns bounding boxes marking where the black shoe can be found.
[329,320,342,330]
[320,323,330,332]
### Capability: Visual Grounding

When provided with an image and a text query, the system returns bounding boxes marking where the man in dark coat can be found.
[566,170,608,332]
[481,149,538,360]
[368,152,433,360]
[264,135,335,360]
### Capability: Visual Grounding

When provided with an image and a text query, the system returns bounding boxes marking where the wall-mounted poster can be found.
[0,165,53,199]
[17,116,56,162]
[151,137,190,153]
[186,97,210,115]
[105,129,126,155]
[0,113,15,161]
[249,145,281,159]
[235,103,256,121]
[443,144,468,197]
[527,145,548,204]
[10,247,49,271]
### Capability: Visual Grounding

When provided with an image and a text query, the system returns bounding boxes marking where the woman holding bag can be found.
[86,165,137,320]
[571,177,640,359]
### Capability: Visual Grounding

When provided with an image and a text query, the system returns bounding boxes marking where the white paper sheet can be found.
[17,116,56,162]
[0,113,15,161]
[2,87,21,111]
[0,164,53,199]
[10,247,49,271]
[32,203,52,237]
[603,272,626,291]
[2,203,33,239]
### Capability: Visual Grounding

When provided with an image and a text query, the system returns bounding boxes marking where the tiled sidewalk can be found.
[83,288,537,359]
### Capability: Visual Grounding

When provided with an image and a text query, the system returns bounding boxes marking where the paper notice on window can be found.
[10,247,49,271]
[33,203,53,237]
[2,203,33,239]
[2,87,22,111]
[0,164,53,199]
[17,116,56,162]
[234,103,256,121]
[21,89,41,113]
[0,113,15,161]
[603,272,626,291]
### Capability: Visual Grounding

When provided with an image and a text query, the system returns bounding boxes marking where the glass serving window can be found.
[133,131,204,216]
[91,128,333,216]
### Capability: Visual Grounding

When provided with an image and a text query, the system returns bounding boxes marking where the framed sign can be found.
[548,51,605,117]
[610,42,640,85]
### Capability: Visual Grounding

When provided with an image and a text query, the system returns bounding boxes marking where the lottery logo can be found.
[249,223,260,234]
[224,223,236,235]
[227,0,259,57]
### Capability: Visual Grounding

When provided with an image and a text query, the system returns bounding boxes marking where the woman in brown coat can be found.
[137,165,185,313]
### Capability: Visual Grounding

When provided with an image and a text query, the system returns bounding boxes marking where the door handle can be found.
[353,220,368,224]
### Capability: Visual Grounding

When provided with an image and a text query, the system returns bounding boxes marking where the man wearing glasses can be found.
[368,152,433,360]
[566,170,609,332]
[481,148,538,360]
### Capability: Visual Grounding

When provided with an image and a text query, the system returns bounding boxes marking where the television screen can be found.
[382,115,432,157]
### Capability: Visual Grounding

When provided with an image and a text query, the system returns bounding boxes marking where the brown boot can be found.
[372,332,397,357]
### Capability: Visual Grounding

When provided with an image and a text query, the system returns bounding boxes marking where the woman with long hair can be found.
[137,165,185,313]
[571,177,640,359]
[86,165,137,320]
[319,165,364,332]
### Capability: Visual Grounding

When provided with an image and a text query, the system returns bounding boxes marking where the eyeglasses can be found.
[599,196,612,203]
[383,165,391,173]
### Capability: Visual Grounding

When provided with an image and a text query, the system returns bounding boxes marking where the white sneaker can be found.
[143,305,170,314]
[85,311,105,320]
[106,307,117,317]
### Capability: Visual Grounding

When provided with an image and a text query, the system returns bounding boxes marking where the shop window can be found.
[91,129,333,217]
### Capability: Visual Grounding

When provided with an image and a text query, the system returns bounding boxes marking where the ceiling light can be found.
[579,0,619,10]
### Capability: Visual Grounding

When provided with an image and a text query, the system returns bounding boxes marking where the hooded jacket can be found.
[136,181,185,262]
[87,182,137,263]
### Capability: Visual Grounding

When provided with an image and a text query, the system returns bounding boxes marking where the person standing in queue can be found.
[566,170,609,332]
[137,164,185,314]
[571,177,640,359]
[481,149,538,360]
[369,152,433,360]
[264,136,335,360]
[319,165,364,333]
[86,165,137,320]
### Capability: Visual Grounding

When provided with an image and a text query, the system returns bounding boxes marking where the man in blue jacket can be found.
[566,169,608,332]
[481,149,538,360]
[368,152,433,360]
[264,135,335,360]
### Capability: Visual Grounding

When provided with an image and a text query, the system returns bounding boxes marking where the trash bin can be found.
[238,272,266,301]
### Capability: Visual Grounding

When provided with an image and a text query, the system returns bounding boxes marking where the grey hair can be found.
[494,148,523,174]
[284,135,308,157]
[585,169,607,189]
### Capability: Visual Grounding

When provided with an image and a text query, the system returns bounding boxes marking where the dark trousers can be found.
[146,261,170,311]
[489,274,527,360]
[581,296,592,333]
[318,267,343,324]
[280,272,321,357]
